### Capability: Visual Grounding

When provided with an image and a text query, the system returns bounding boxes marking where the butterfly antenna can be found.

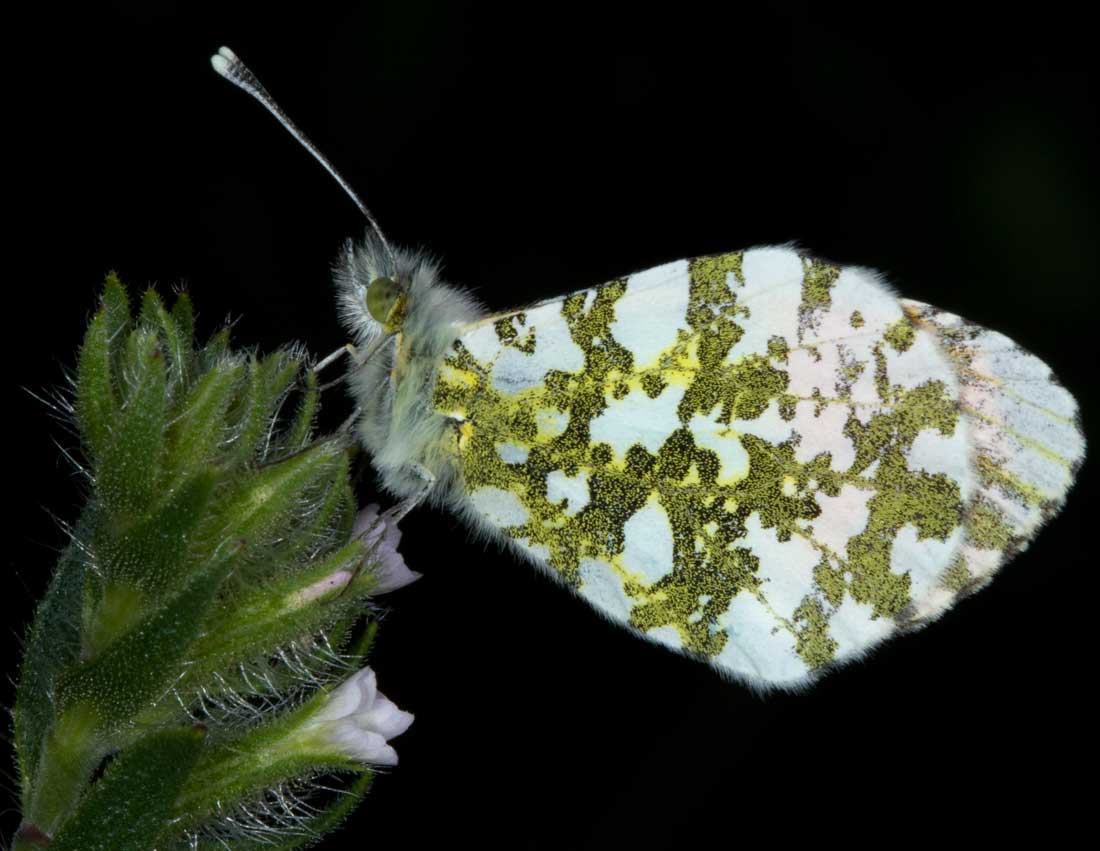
[210,46,396,268]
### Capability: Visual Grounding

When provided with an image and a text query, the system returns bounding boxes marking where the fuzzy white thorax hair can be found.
[334,232,484,502]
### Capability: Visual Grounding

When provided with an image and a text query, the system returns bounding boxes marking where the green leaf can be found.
[14,531,91,805]
[186,539,368,684]
[142,287,192,388]
[195,772,373,851]
[286,367,320,451]
[170,290,195,351]
[137,288,165,332]
[245,453,354,573]
[202,327,231,365]
[227,353,302,465]
[57,557,230,729]
[74,276,134,463]
[75,313,119,464]
[220,440,345,548]
[101,273,131,337]
[19,703,104,839]
[48,726,206,851]
[285,771,372,849]
[164,358,244,477]
[344,620,379,667]
[97,331,167,518]
[172,702,363,839]
[101,470,217,594]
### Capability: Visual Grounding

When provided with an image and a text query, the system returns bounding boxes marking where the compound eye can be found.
[366,276,400,323]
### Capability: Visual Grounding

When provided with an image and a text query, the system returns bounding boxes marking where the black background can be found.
[7,3,1097,848]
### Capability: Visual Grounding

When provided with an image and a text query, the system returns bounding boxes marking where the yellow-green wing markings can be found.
[899,300,1085,617]
[432,247,998,688]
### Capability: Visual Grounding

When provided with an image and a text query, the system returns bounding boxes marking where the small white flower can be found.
[286,505,419,609]
[353,504,422,594]
[303,666,414,766]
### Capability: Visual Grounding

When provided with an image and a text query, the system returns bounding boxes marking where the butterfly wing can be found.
[432,247,1083,689]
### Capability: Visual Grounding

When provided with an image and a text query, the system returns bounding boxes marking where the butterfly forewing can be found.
[428,247,1082,689]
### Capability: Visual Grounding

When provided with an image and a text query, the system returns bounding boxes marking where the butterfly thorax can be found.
[335,234,484,500]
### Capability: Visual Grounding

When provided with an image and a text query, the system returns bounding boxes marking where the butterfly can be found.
[212,46,1085,692]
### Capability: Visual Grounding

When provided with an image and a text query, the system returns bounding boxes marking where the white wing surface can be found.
[430,247,1083,689]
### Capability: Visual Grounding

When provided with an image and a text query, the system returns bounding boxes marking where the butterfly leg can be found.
[381,464,436,525]
[314,343,361,395]
[313,343,356,374]
[336,406,362,438]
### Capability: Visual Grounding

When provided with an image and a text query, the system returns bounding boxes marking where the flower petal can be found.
[354,667,378,709]
[370,553,422,594]
[294,569,354,604]
[353,504,420,594]
[310,674,361,723]
[359,739,399,767]
[298,666,413,767]
[352,504,381,541]
[364,694,416,740]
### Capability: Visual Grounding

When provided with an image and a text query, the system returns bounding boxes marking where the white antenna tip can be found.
[210,46,238,77]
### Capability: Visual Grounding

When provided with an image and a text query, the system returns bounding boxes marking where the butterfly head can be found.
[333,232,424,345]
[366,275,405,333]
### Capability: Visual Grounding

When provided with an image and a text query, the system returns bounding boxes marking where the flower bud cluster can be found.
[11,278,417,851]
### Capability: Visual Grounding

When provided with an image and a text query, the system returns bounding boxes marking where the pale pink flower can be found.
[294,569,354,604]
[303,667,414,766]
[353,504,421,594]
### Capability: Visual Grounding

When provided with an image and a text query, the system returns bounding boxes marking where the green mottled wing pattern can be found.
[430,248,1083,688]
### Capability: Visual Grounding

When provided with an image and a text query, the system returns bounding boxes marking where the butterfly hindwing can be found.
[429,246,1082,689]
